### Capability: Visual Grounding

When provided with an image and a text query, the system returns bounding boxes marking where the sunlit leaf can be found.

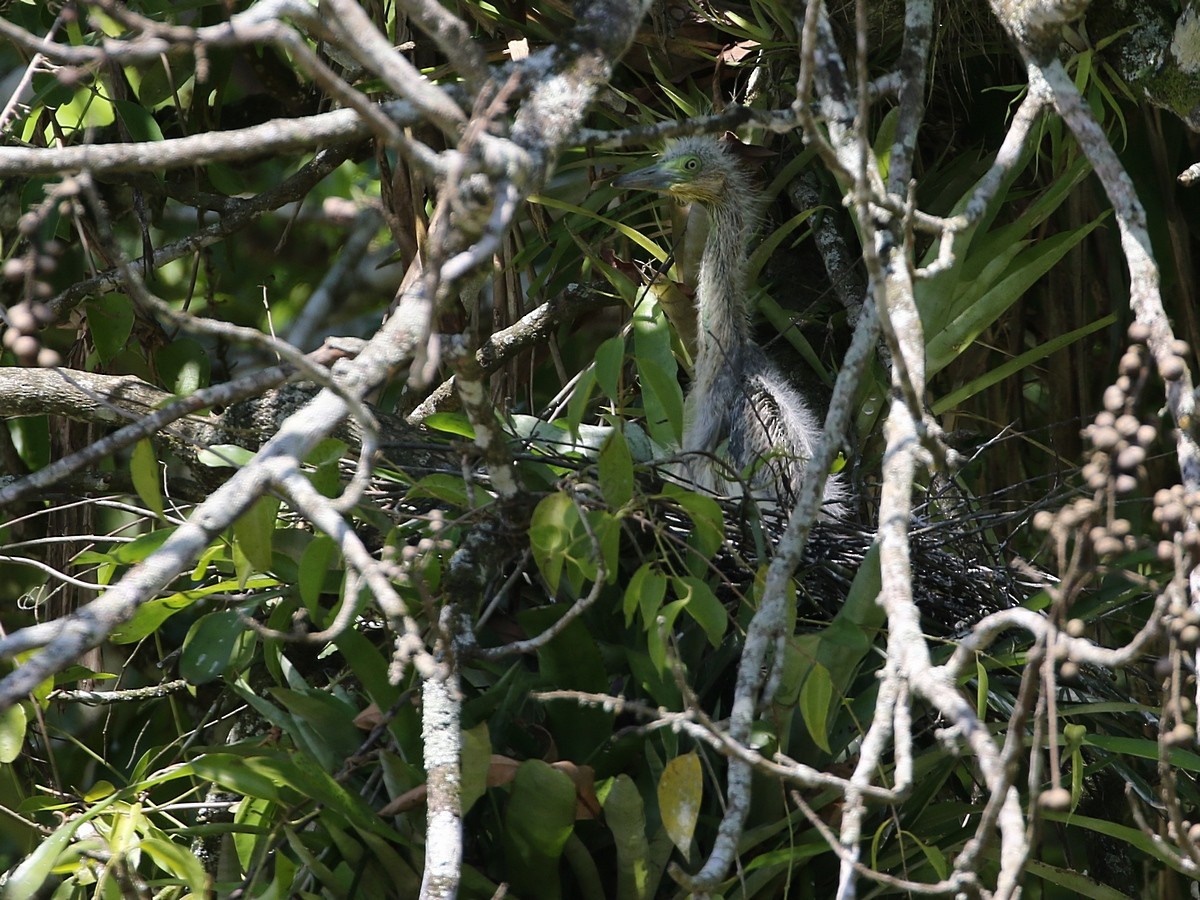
[0,704,26,764]
[233,494,281,575]
[604,774,653,900]
[657,752,702,860]
[130,438,164,518]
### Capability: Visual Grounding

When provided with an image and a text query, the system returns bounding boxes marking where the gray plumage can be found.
[614,136,846,515]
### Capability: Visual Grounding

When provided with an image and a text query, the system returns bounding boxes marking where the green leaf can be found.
[926,218,1104,376]
[529,194,669,262]
[519,604,613,761]
[624,562,667,628]
[632,293,684,446]
[461,722,491,815]
[139,837,208,892]
[932,313,1116,414]
[135,57,195,108]
[234,494,281,575]
[672,576,726,647]
[180,611,243,684]
[407,473,469,508]
[109,576,274,644]
[196,443,257,468]
[155,337,210,395]
[595,335,627,401]
[646,600,686,674]
[799,662,834,753]
[2,791,121,898]
[657,752,702,860]
[270,687,361,763]
[599,430,634,508]
[504,760,577,900]
[86,294,134,364]
[191,753,291,804]
[129,438,164,518]
[1022,858,1134,900]
[661,483,724,577]
[306,438,347,497]
[565,366,598,438]
[424,412,474,438]
[0,703,27,763]
[112,97,164,143]
[604,775,653,900]
[529,491,575,593]
[299,535,339,620]
[110,526,175,563]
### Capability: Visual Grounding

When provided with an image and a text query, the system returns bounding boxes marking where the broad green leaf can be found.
[196,443,256,468]
[135,57,195,108]
[632,293,684,446]
[657,752,701,859]
[529,491,575,593]
[191,753,290,804]
[334,629,401,714]
[799,663,834,753]
[661,483,726,577]
[155,337,209,395]
[259,750,406,839]
[298,535,339,620]
[307,437,347,497]
[565,367,598,438]
[0,703,26,763]
[624,562,667,627]
[671,576,726,647]
[86,294,134,364]
[423,412,474,437]
[504,760,577,900]
[646,599,687,674]
[519,605,612,762]
[594,335,626,401]
[180,611,243,684]
[407,473,469,508]
[269,687,361,764]
[461,722,491,815]
[604,775,653,900]
[130,438,164,518]
[112,97,164,143]
[234,494,281,575]
[111,526,175,563]
[599,429,634,508]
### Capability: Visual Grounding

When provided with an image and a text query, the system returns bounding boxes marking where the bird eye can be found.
[684,157,699,171]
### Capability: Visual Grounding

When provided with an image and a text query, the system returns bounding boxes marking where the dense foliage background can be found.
[2,0,1200,897]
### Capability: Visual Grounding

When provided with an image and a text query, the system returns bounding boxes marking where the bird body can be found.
[614,136,845,515]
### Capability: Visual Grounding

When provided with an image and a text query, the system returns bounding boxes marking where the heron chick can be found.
[614,136,846,516]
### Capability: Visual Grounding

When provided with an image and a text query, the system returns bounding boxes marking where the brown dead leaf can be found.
[353,703,385,730]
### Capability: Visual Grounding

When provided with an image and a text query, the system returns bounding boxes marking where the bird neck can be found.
[695,201,752,371]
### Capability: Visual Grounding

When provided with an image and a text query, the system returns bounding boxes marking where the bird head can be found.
[611,136,740,207]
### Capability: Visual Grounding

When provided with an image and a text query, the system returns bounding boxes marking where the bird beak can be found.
[611,161,681,192]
